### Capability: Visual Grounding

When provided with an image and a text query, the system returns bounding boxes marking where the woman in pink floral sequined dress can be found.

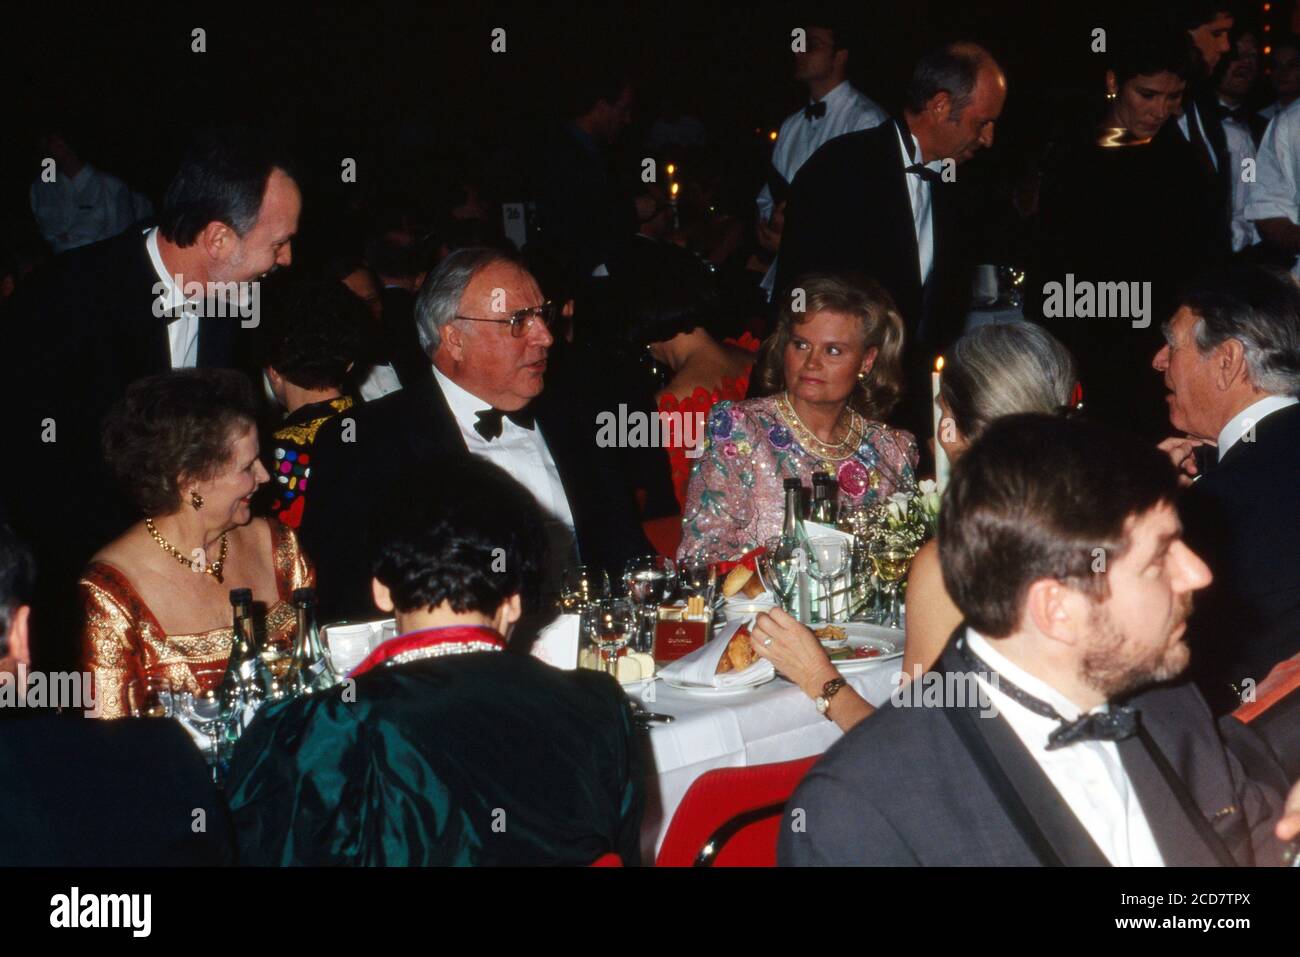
[679,274,918,563]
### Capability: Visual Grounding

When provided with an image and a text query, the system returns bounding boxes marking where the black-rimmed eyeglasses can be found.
[454,301,560,337]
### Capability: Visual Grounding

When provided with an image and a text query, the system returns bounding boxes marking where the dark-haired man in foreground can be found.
[780,414,1300,866]
[227,459,644,866]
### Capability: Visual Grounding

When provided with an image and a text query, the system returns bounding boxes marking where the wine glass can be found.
[809,537,848,624]
[761,536,799,614]
[127,673,175,719]
[176,667,231,782]
[622,556,676,652]
[582,598,636,679]
[559,565,610,613]
[870,540,915,629]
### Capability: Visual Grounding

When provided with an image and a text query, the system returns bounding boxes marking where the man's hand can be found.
[1156,435,1214,487]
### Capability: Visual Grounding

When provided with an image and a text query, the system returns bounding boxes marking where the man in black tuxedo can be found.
[1153,264,1300,713]
[301,247,651,622]
[775,42,1006,444]
[0,526,231,866]
[1,129,299,668]
[781,415,1300,866]
[1157,2,1235,256]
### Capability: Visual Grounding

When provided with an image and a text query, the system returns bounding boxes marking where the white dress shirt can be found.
[144,226,200,370]
[894,124,943,286]
[1245,99,1300,280]
[1219,101,1259,252]
[965,629,1166,866]
[757,81,887,296]
[431,366,579,577]
[358,363,403,401]
[29,163,149,254]
[1216,394,1300,460]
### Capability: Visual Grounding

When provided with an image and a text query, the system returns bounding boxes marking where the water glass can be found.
[622,556,676,652]
[580,598,636,678]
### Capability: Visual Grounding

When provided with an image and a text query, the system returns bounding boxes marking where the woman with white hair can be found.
[901,320,1080,676]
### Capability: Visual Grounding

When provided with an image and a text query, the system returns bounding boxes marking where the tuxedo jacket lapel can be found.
[416,374,470,460]
[1116,726,1234,867]
[938,641,1111,867]
[884,137,923,295]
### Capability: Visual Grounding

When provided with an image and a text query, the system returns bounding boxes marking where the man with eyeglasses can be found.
[302,247,651,622]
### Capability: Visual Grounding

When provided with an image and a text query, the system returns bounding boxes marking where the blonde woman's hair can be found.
[754,273,906,420]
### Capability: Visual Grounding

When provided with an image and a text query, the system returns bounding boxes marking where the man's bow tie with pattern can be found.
[957,639,1140,750]
[804,101,827,121]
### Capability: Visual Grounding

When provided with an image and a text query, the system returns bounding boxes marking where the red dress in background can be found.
[656,333,761,509]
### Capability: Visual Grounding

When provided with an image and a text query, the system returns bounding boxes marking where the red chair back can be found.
[1233,655,1300,724]
[655,755,820,867]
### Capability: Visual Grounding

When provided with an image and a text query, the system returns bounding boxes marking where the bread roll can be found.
[721,565,754,598]
[716,626,757,673]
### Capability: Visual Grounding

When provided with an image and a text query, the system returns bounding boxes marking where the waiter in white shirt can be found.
[29,128,151,255]
[756,21,886,298]
[1245,98,1300,276]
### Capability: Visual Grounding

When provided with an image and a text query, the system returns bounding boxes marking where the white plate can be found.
[660,674,776,696]
[825,623,904,673]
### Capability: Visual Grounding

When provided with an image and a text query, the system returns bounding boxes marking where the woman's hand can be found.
[1156,435,1213,487]
[749,607,839,699]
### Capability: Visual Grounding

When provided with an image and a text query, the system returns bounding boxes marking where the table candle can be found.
[932,356,951,491]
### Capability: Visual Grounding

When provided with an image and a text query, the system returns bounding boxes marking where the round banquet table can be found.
[626,661,903,862]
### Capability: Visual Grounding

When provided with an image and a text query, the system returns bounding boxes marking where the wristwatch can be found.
[815,677,847,719]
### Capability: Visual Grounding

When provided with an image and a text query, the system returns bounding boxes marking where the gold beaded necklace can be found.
[145,518,229,584]
[776,391,863,462]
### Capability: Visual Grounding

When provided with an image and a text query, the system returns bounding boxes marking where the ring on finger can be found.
[762,637,774,647]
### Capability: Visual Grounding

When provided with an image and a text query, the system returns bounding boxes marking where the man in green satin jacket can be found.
[226,460,644,865]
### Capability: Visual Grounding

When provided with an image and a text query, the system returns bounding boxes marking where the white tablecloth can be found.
[627,662,903,862]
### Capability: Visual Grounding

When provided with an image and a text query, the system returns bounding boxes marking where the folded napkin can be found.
[658,618,775,689]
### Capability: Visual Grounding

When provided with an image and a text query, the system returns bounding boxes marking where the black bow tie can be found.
[906,163,943,185]
[957,639,1139,750]
[473,407,536,441]
[1218,104,1250,126]
[804,101,827,121]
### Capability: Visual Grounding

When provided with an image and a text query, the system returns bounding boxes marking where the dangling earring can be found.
[1105,79,1118,101]
[190,490,204,511]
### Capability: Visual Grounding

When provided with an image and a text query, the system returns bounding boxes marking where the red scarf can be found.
[349,625,506,678]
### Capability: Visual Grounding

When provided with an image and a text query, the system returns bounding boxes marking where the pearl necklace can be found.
[145,518,228,584]
[776,392,863,462]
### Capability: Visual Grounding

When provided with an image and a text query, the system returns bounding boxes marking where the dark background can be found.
[0,1,1291,253]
